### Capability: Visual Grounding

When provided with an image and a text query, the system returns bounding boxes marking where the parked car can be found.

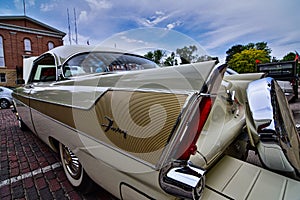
[277,80,295,102]
[226,68,295,102]
[257,61,299,101]
[12,45,300,200]
[0,86,13,109]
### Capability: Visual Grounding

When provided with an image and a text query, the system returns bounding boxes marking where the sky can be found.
[0,0,299,63]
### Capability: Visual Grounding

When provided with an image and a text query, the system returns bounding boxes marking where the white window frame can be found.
[48,41,54,50]
[24,38,32,52]
[0,36,5,67]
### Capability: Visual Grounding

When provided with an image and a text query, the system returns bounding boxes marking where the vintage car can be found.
[12,45,300,199]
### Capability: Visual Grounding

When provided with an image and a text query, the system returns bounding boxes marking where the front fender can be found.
[246,77,300,178]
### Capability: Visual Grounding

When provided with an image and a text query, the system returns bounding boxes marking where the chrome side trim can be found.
[159,161,206,200]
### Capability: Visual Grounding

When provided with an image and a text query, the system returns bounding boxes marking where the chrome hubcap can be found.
[62,146,82,179]
[0,100,8,108]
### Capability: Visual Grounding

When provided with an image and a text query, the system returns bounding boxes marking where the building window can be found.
[0,36,4,67]
[24,38,32,52]
[0,73,6,83]
[48,41,54,50]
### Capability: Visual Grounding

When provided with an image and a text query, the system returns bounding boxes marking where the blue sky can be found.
[1,0,299,63]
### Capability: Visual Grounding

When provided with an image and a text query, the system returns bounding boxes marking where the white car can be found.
[0,86,13,109]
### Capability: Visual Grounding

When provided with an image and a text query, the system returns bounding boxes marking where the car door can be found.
[25,53,58,135]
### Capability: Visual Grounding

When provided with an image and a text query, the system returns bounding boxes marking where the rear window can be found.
[62,52,159,78]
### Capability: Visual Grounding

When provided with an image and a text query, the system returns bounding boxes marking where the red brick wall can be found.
[0,20,64,87]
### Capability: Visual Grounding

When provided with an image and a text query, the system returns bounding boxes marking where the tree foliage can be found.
[144,45,213,66]
[144,49,164,64]
[282,52,296,61]
[228,49,270,73]
[164,52,177,66]
[226,42,271,63]
[176,45,198,63]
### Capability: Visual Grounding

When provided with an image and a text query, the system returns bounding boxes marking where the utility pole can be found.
[74,8,78,45]
[23,0,26,16]
[67,8,72,45]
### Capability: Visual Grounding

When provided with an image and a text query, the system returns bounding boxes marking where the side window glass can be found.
[63,53,87,78]
[29,54,56,83]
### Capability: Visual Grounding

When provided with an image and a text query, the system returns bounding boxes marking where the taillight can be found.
[177,96,212,160]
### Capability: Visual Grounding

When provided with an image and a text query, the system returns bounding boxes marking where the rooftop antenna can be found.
[74,8,78,44]
[23,0,26,16]
[67,8,72,45]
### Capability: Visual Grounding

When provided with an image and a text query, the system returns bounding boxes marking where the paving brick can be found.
[10,167,20,177]
[24,177,34,189]
[61,180,74,193]
[44,170,56,180]
[48,179,61,192]
[26,187,39,200]
[39,187,53,200]
[53,189,67,199]
[12,184,25,199]
[0,185,11,198]
[35,177,47,190]
[67,190,84,200]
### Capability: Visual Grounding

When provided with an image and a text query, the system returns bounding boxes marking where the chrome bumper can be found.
[159,161,206,200]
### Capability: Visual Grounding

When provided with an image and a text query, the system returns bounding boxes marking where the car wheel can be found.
[0,99,10,109]
[59,143,95,194]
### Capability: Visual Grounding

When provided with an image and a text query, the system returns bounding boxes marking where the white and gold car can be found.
[12,45,300,199]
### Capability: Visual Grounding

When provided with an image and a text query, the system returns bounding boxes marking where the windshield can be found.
[62,52,159,78]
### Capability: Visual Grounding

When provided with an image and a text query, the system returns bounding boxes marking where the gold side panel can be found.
[29,90,188,165]
[72,90,188,165]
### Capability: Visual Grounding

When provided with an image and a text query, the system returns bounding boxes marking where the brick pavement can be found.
[0,109,116,200]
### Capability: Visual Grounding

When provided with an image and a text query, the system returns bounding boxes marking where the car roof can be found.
[42,45,133,66]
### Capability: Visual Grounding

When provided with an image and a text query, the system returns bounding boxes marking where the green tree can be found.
[144,51,154,61]
[153,50,164,64]
[144,50,164,65]
[164,52,176,66]
[176,45,198,64]
[282,52,296,61]
[225,44,245,63]
[226,42,271,63]
[228,49,270,73]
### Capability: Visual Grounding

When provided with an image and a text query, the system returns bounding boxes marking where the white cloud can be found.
[85,0,112,10]
[40,3,57,12]
[136,10,170,27]
[27,0,35,6]
[166,21,182,30]
[78,10,88,22]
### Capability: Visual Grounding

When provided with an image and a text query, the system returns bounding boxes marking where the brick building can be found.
[0,15,66,87]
